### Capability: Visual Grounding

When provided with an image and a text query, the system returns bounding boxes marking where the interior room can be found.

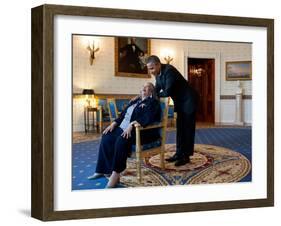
[72,34,252,189]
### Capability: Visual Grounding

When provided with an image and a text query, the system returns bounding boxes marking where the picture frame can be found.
[115,37,151,78]
[226,61,252,81]
[31,4,274,221]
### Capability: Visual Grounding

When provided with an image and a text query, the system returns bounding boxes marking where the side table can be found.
[84,106,101,133]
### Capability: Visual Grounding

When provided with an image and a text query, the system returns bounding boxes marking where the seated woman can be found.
[88,82,161,188]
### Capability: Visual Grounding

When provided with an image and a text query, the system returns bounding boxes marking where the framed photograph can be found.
[115,37,151,78]
[226,61,252,80]
[31,4,274,221]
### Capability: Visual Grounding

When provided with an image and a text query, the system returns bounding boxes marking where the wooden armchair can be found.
[133,97,169,183]
[115,99,130,115]
[96,99,111,132]
[107,98,118,122]
[168,105,177,127]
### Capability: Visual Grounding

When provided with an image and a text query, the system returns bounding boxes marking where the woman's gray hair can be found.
[146,82,158,100]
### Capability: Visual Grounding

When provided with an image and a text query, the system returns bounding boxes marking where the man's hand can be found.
[121,124,133,139]
[103,122,117,135]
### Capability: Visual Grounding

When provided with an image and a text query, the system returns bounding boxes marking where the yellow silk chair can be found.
[133,97,169,183]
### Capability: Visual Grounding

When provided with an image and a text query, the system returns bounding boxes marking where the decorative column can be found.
[235,80,244,126]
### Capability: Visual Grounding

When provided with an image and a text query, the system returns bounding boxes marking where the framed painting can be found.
[226,61,252,80]
[31,4,274,221]
[115,37,151,78]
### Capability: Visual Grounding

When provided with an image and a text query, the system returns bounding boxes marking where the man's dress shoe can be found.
[174,157,190,166]
[165,154,179,162]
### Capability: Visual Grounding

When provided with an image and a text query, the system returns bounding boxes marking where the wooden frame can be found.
[226,61,252,81]
[115,37,151,78]
[31,4,274,221]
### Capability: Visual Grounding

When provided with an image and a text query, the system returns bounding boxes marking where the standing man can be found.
[146,55,198,166]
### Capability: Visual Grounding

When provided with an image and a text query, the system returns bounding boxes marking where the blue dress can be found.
[95,97,161,174]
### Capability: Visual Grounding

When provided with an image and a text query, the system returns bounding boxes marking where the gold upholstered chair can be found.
[133,97,169,183]
[107,98,118,122]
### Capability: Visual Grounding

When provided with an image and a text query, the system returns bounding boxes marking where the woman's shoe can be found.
[87,173,104,180]
[106,172,120,188]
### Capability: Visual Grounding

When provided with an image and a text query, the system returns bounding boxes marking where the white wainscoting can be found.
[220,99,252,124]
[73,98,85,132]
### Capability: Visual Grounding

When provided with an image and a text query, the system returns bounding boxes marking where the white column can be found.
[235,81,244,126]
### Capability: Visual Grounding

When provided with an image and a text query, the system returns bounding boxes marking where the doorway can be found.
[188,58,215,123]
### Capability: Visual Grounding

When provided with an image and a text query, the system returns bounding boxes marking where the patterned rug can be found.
[72,128,252,190]
[120,143,251,187]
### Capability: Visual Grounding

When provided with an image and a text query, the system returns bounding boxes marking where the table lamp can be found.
[82,89,95,107]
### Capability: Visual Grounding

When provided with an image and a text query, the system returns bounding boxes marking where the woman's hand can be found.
[121,124,133,139]
[129,95,140,103]
[103,122,117,135]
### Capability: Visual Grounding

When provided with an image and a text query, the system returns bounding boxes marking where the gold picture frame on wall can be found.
[115,37,151,78]
[226,61,252,81]
[31,4,274,221]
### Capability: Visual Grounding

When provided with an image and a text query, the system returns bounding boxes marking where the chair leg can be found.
[136,156,142,184]
[160,149,165,170]
[99,121,102,133]
[135,126,142,184]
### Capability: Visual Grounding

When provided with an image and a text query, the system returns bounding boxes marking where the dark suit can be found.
[155,64,198,158]
[95,97,161,174]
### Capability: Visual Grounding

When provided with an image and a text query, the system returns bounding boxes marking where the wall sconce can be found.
[86,40,100,65]
[189,65,205,78]
[164,55,174,64]
[161,48,174,64]
[82,89,95,107]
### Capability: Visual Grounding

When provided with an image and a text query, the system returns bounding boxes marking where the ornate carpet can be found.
[120,143,251,187]
[72,128,252,190]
